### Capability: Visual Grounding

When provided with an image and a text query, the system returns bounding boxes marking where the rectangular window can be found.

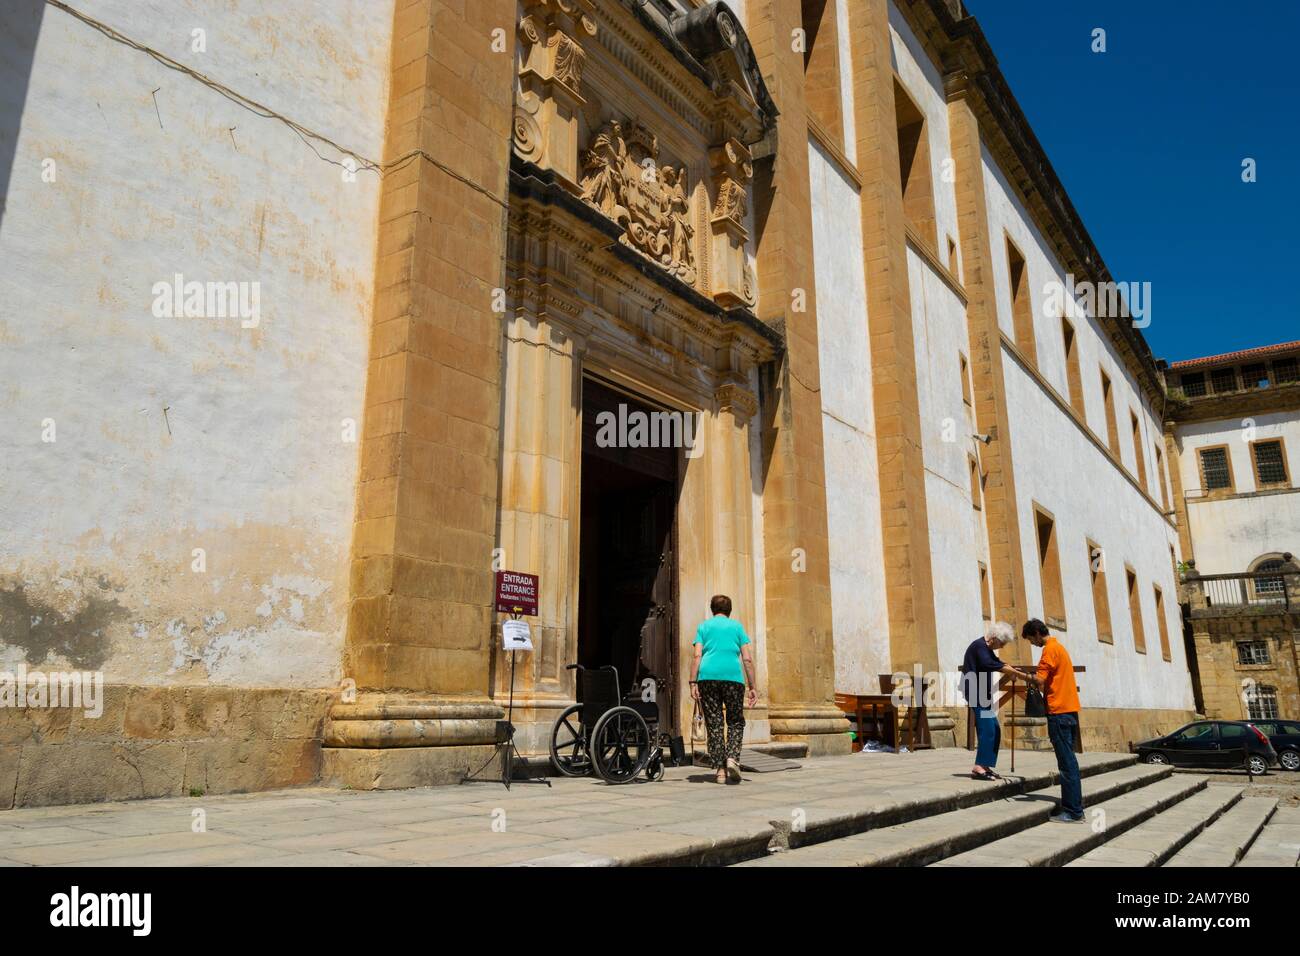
[1154,442,1171,510]
[1273,357,1299,384]
[1210,366,1238,393]
[968,454,982,510]
[1061,318,1084,416]
[1101,370,1120,458]
[801,0,844,143]
[895,80,935,248]
[959,352,972,406]
[1246,685,1279,721]
[1179,371,1207,397]
[1130,410,1147,490]
[1126,566,1146,654]
[979,562,991,621]
[1153,585,1171,662]
[1250,439,1290,487]
[1198,445,1234,492]
[1242,362,1269,389]
[1088,541,1113,644]
[1005,237,1036,365]
[1236,640,1271,666]
[1034,505,1066,628]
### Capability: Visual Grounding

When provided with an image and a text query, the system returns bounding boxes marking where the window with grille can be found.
[1252,440,1288,486]
[1237,640,1271,665]
[1246,685,1279,721]
[1274,357,1299,383]
[1198,446,1232,491]
[1179,372,1206,397]
[1242,363,1269,388]
[1210,367,1238,393]
[1254,559,1285,600]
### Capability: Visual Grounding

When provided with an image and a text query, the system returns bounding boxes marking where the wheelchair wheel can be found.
[590,706,651,783]
[548,704,591,777]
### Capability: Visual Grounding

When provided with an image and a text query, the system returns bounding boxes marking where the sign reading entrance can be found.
[494,570,539,617]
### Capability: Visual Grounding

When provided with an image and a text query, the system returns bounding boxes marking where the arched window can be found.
[1249,554,1288,603]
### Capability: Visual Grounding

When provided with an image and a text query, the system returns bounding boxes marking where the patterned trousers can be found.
[697,679,745,769]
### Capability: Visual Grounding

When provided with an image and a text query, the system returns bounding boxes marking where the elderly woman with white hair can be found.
[962,622,1034,780]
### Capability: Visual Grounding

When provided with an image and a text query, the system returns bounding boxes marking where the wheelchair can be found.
[549,663,676,783]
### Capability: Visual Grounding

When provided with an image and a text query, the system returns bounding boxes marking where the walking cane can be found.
[1009,674,1017,774]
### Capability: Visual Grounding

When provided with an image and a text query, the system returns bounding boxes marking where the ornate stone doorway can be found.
[578,377,680,733]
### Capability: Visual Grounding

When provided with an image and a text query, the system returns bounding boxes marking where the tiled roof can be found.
[1169,340,1300,370]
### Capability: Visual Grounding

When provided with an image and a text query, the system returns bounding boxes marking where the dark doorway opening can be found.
[578,378,680,732]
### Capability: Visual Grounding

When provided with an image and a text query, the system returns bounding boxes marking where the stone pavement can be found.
[0,748,1113,867]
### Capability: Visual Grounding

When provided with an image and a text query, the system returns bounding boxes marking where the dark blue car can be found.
[1135,720,1278,776]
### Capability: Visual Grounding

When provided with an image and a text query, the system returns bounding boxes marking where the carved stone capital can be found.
[715,380,758,422]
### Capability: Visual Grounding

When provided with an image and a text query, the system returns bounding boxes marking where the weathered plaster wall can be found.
[0,1,390,690]
[809,138,890,694]
[1176,413,1300,573]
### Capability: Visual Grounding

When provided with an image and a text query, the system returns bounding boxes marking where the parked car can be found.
[1249,720,1300,771]
[1135,720,1277,775]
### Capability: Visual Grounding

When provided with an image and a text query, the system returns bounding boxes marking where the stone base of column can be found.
[321,694,505,790]
[769,705,854,756]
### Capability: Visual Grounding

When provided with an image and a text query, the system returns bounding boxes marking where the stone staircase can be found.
[735,756,1297,868]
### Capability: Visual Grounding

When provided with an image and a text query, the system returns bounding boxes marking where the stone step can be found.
[738,762,1174,867]
[1237,805,1300,867]
[932,772,1205,867]
[1164,796,1278,867]
[768,752,1138,852]
[1066,785,1244,867]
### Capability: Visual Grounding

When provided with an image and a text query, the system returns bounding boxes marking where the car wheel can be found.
[1279,750,1300,772]
[1247,754,1269,776]
[1143,752,1169,765]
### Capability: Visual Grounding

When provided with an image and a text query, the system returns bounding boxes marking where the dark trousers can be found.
[1047,712,1083,817]
[697,680,745,769]
[974,713,1001,768]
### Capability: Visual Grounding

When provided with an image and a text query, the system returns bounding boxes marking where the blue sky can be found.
[962,0,1298,363]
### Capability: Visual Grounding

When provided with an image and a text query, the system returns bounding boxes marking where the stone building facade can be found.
[6,0,1271,808]
[1164,342,1300,725]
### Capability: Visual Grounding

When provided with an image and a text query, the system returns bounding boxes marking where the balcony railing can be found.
[1193,571,1297,612]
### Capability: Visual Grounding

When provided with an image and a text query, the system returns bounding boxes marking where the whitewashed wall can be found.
[0,1,390,686]
[981,150,1173,505]
[1003,359,1191,710]
[809,138,891,693]
[1177,413,1300,573]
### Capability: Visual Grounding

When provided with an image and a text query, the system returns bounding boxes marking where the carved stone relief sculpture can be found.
[578,118,697,286]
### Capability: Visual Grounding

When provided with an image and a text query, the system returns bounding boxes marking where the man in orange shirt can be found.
[1023,619,1084,822]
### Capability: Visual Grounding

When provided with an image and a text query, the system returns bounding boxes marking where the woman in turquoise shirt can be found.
[690,594,757,784]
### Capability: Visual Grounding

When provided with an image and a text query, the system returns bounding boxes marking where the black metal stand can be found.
[462,616,550,790]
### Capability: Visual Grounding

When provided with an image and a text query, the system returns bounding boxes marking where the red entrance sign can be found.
[494,571,539,616]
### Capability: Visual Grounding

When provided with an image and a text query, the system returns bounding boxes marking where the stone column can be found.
[322,0,518,789]
[944,75,1030,665]
[847,0,943,674]
[746,0,850,755]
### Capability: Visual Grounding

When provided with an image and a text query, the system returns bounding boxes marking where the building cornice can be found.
[897,0,1165,410]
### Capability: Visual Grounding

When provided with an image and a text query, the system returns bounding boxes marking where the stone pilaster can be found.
[746,0,849,755]
[944,80,1031,666]
[848,0,942,674]
[323,0,519,789]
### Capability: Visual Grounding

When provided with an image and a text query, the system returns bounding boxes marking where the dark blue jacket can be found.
[962,637,1005,710]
